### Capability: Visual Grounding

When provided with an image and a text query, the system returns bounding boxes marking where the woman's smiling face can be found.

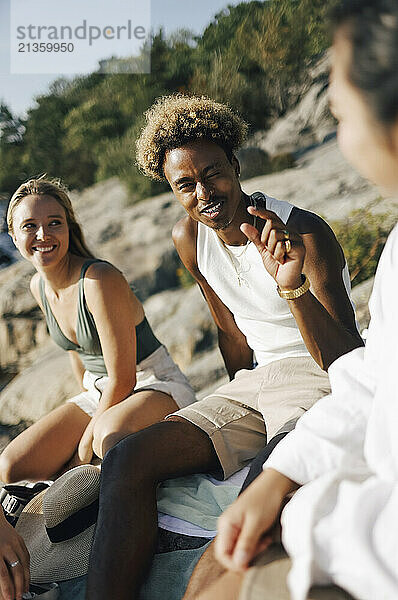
[330,31,398,196]
[11,194,70,267]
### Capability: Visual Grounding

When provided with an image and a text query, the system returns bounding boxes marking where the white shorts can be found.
[67,345,196,417]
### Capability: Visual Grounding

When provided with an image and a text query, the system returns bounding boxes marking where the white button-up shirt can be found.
[265,224,398,600]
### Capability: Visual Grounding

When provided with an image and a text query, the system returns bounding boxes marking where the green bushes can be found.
[330,208,394,286]
[176,266,196,289]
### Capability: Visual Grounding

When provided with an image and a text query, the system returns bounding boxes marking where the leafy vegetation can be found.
[330,208,394,286]
[176,266,196,289]
[0,0,331,200]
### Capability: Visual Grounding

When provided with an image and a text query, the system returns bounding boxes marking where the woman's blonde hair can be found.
[7,177,95,259]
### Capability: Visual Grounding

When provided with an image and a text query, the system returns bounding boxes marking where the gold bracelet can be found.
[277,274,310,300]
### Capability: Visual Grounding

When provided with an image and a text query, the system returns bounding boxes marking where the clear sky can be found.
[0,0,250,116]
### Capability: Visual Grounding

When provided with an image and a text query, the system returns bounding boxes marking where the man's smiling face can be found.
[163,139,243,231]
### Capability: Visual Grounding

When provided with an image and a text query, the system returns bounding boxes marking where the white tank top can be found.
[197,192,353,367]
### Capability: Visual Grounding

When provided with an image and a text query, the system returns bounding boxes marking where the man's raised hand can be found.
[241,206,305,291]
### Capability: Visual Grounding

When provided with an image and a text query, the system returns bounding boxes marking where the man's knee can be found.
[100,419,218,485]
[100,421,179,482]
[101,429,151,479]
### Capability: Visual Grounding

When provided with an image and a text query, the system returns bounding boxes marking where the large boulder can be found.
[236,147,271,181]
[0,345,80,427]
[0,261,48,373]
[252,53,336,157]
[185,347,227,397]
[144,286,217,370]
[70,179,186,300]
[241,139,398,223]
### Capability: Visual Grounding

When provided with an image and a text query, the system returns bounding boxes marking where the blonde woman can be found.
[0,178,195,483]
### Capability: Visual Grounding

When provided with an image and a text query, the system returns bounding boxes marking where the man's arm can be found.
[287,208,363,369]
[173,217,253,379]
[242,206,364,371]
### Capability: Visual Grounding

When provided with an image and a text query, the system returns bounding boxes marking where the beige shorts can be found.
[169,356,330,478]
[68,345,196,417]
[239,545,353,600]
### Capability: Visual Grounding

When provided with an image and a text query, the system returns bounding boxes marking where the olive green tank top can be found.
[39,259,161,376]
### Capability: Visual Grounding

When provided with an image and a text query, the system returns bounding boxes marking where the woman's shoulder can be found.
[84,259,124,282]
[83,260,133,301]
[83,259,143,319]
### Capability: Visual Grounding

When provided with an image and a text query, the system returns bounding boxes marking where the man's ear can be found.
[231,155,240,178]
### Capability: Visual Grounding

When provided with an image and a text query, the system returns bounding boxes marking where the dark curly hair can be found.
[136,95,248,181]
[330,0,398,126]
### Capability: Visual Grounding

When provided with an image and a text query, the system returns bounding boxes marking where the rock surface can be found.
[70,180,186,300]
[251,54,336,157]
[0,260,48,372]
[243,139,398,222]
[351,277,374,335]
[0,345,81,427]
[144,286,217,371]
[249,54,336,156]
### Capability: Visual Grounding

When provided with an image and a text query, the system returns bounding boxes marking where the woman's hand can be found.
[241,206,305,290]
[77,419,95,464]
[0,512,30,600]
[214,469,296,572]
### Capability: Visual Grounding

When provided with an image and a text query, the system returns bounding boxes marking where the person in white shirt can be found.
[198,1,398,599]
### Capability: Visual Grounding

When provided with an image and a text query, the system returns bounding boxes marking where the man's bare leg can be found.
[85,419,220,600]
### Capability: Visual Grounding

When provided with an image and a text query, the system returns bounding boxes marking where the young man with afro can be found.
[86,95,363,599]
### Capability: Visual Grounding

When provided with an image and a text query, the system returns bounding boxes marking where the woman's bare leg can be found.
[0,403,90,482]
[194,570,243,600]
[183,541,227,600]
[92,390,179,458]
